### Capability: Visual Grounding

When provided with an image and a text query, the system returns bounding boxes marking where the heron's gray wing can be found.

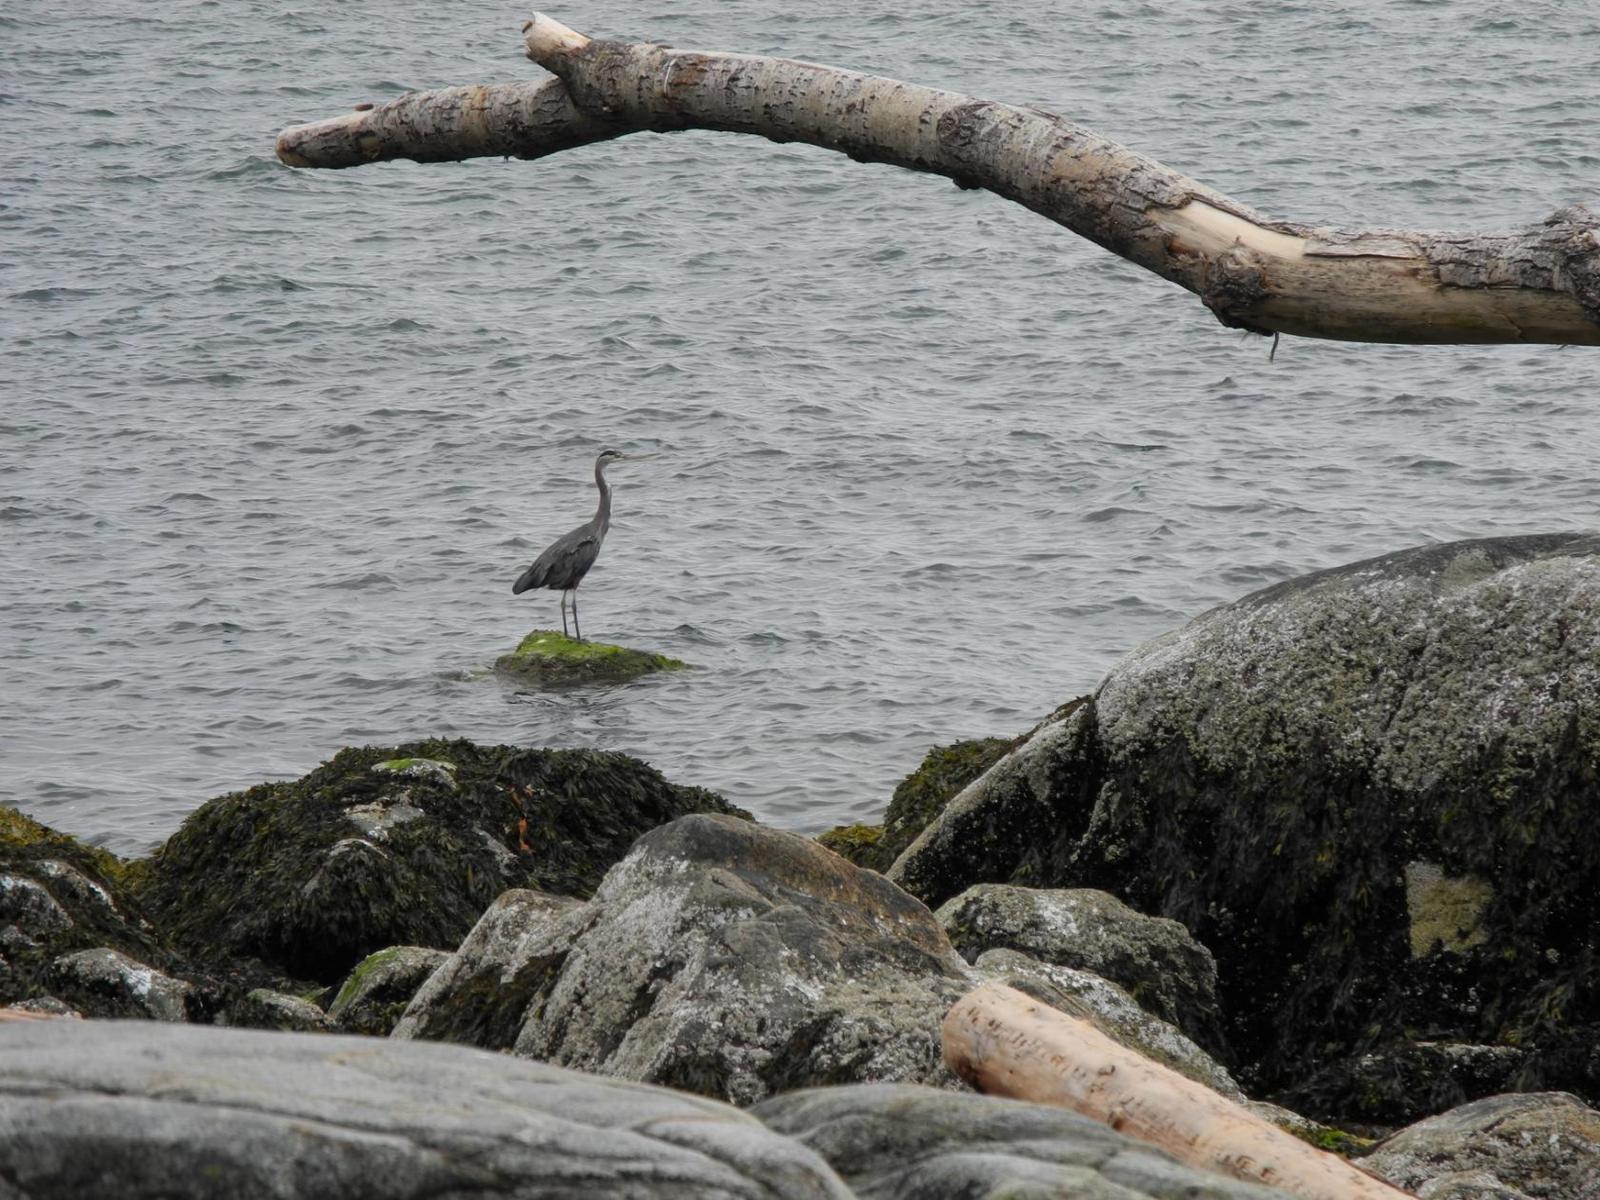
[512,522,603,594]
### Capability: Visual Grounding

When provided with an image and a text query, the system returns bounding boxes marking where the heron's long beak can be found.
[622,452,659,461]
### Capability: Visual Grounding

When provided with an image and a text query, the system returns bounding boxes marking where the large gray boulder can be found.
[1363,1091,1600,1200]
[0,1020,850,1199]
[752,1084,1288,1200]
[397,814,975,1105]
[887,534,1600,1118]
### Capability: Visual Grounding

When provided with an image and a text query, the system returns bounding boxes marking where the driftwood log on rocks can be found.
[942,982,1412,1200]
[273,14,1600,347]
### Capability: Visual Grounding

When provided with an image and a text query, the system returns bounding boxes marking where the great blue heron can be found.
[511,448,645,640]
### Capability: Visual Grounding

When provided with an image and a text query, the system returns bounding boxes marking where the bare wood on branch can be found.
[942,982,1413,1200]
[275,15,1600,347]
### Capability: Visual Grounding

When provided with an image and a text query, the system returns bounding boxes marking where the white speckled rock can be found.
[936,884,1224,1054]
[397,814,974,1106]
[45,947,193,1021]
[1364,1091,1600,1200]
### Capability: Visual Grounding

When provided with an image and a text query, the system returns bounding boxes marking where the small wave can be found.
[312,572,398,591]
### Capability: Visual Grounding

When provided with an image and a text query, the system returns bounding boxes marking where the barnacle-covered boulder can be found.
[133,739,745,982]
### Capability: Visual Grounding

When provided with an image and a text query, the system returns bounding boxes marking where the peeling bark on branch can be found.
[274,14,1600,347]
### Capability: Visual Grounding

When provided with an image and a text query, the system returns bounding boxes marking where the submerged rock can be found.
[889,534,1600,1116]
[495,629,687,685]
[0,1020,852,1200]
[133,738,745,982]
[397,813,974,1106]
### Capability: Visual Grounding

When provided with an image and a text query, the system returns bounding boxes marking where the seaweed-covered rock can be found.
[818,738,1010,871]
[0,1020,852,1200]
[751,1084,1288,1200]
[0,807,186,1011]
[495,629,687,685]
[396,814,974,1106]
[133,739,745,982]
[935,884,1225,1056]
[329,945,451,1037]
[888,534,1600,1115]
[1364,1091,1600,1200]
[972,948,1244,1101]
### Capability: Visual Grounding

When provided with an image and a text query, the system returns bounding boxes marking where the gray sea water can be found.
[3,1,1597,855]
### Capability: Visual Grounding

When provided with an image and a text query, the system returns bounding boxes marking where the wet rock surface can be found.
[133,738,746,981]
[398,814,974,1105]
[889,534,1600,1116]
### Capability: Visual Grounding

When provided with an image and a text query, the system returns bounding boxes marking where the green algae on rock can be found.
[494,630,687,685]
[132,739,745,983]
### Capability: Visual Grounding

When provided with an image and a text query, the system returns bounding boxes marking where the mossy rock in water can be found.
[495,630,687,686]
[818,738,1010,872]
[889,534,1600,1119]
[130,738,745,983]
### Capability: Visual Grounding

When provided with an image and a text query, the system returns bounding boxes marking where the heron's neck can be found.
[594,461,612,532]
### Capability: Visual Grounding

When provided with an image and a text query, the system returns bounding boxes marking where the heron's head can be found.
[595,447,656,467]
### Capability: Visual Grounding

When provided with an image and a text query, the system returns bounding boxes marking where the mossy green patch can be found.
[815,823,884,868]
[494,629,687,686]
[871,738,1010,871]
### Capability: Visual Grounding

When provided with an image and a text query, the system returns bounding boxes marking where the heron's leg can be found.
[559,591,570,638]
[572,589,582,642]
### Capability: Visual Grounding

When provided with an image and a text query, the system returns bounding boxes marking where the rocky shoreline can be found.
[4,533,1600,1198]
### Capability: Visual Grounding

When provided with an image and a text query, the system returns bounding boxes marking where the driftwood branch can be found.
[276,14,1600,347]
[942,982,1411,1200]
